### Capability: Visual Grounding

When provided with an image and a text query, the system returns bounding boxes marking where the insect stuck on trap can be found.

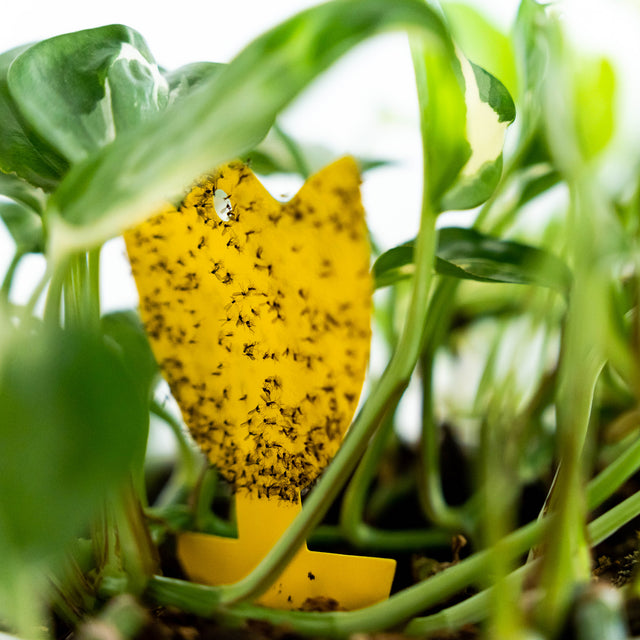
[125,157,396,610]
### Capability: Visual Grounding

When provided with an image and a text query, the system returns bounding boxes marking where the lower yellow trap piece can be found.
[177,491,396,610]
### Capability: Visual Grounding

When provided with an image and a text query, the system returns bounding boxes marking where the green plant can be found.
[2,1,640,638]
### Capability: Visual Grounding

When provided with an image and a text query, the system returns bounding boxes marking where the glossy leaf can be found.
[0,327,148,563]
[0,201,43,253]
[373,227,571,293]
[0,45,68,191]
[46,0,455,254]
[8,25,169,163]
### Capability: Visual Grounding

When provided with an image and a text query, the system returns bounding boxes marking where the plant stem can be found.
[273,123,311,179]
[1,250,23,301]
[147,477,640,638]
[42,258,67,325]
[409,487,640,635]
[150,399,204,508]
[340,409,451,550]
[215,134,440,608]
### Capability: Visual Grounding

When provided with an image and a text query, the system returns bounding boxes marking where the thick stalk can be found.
[1,250,23,301]
[536,179,606,634]
[216,182,439,605]
[148,480,640,637]
[340,410,450,550]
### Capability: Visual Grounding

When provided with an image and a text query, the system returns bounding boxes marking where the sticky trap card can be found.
[125,157,396,609]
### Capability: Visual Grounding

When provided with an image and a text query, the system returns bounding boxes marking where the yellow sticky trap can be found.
[178,491,395,609]
[125,157,396,609]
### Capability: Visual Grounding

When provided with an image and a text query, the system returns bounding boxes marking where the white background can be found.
[0,0,519,312]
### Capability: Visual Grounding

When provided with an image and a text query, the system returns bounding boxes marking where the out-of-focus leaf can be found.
[8,25,169,163]
[513,0,549,141]
[411,37,469,207]
[245,127,390,177]
[46,0,455,254]
[0,326,148,564]
[102,310,159,400]
[0,201,43,253]
[0,45,68,191]
[164,61,225,103]
[373,227,571,293]
[574,56,615,161]
[515,164,561,210]
[440,61,516,211]
[0,172,46,214]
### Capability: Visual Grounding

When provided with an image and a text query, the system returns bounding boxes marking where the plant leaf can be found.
[439,61,516,211]
[0,201,43,253]
[411,36,469,207]
[46,0,455,254]
[102,310,159,401]
[0,326,148,564]
[373,227,572,293]
[442,2,517,98]
[8,25,169,163]
[0,171,47,215]
[164,61,225,104]
[0,45,68,191]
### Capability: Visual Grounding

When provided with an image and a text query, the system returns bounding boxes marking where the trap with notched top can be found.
[126,158,396,609]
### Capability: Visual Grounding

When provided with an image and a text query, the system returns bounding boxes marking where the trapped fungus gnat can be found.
[125,158,371,501]
[125,158,395,609]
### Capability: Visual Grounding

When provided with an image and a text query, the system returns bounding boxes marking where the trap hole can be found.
[214,189,232,221]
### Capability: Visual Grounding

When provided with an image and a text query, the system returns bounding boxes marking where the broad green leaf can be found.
[0,326,148,564]
[0,201,43,253]
[102,310,159,401]
[442,2,517,98]
[373,227,571,292]
[439,60,516,211]
[46,0,455,254]
[0,172,47,214]
[164,61,225,103]
[411,36,469,207]
[8,25,169,163]
[0,45,68,191]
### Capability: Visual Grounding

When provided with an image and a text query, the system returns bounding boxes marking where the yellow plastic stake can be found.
[178,490,396,610]
[125,157,396,609]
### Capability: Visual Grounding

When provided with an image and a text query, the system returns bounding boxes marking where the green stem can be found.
[88,247,101,324]
[149,518,542,637]
[1,250,23,301]
[215,139,440,607]
[42,257,68,325]
[273,123,311,179]
[408,489,640,635]
[536,178,606,633]
[340,409,449,550]
[150,399,204,508]
[147,478,640,637]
